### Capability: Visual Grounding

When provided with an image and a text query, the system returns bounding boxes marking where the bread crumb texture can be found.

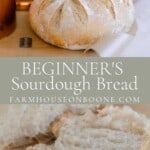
[0,105,150,150]
[55,105,150,150]
[26,144,53,150]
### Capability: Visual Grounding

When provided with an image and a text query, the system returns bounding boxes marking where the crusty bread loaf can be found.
[29,0,135,50]
[54,106,150,150]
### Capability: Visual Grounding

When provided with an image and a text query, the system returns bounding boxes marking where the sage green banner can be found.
[0,58,149,104]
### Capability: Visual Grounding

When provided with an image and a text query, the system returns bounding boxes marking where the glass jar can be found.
[0,0,16,26]
[0,0,16,38]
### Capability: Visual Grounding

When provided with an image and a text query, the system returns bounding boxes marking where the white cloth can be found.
[94,0,150,57]
[120,0,150,57]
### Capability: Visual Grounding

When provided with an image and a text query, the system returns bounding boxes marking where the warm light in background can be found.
[16,0,32,10]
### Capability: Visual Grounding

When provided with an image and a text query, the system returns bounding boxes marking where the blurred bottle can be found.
[0,0,16,39]
[0,0,16,26]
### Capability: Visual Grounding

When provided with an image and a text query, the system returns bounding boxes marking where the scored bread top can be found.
[29,0,135,50]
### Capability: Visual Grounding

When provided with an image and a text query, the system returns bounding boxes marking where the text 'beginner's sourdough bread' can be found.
[29,0,135,50]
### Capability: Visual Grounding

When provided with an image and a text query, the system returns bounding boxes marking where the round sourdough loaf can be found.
[53,106,150,150]
[29,0,135,50]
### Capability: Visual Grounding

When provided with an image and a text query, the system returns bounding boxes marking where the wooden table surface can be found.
[0,11,96,57]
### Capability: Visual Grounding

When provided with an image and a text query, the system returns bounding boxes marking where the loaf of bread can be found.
[29,0,135,50]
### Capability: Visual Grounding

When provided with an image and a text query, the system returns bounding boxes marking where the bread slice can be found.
[0,104,97,150]
[26,144,54,150]
[1,105,150,150]
[0,104,68,145]
[53,105,150,150]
